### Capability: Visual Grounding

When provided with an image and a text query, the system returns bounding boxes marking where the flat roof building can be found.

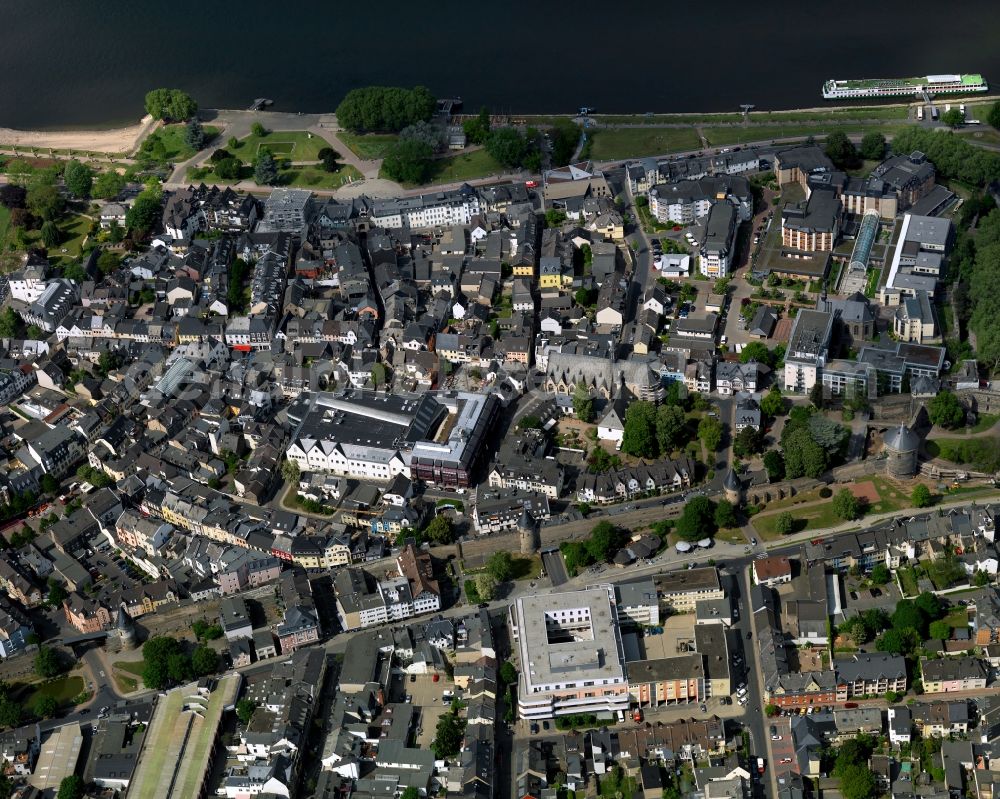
[509,587,629,720]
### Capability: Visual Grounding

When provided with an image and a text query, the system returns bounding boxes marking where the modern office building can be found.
[783,310,834,393]
[509,587,630,720]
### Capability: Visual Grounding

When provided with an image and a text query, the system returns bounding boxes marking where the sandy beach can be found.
[0,114,157,153]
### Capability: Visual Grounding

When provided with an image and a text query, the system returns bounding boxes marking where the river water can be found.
[2,0,999,129]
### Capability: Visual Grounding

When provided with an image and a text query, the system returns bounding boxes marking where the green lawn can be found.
[229,130,328,163]
[282,164,363,188]
[384,148,505,188]
[337,131,400,160]
[753,502,846,540]
[510,555,542,581]
[588,127,702,159]
[52,213,93,263]
[589,106,910,126]
[114,672,138,694]
[958,127,1000,147]
[188,162,362,189]
[969,413,1000,434]
[24,675,85,706]
[114,659,146,677]
[430,149,504,183]
[155,124,220,162]
[702,123,915,147]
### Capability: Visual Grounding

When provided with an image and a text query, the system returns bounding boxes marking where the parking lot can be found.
[401,672,460,749]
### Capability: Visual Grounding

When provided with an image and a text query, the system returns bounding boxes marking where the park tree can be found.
[254,150,280,186]
[783,428,827,479]
[989,101,1000,129]
[191,646,219,676]
[335,85,436,133]
[655,404,688,454]
[236,698,257,725]
[572,383,594,422]
[463,107,491,145]
[382,138,434,185]
[424,515,455,545]
[185,118,206,150]
[474,573,497,602]
[251,121,267,138]
[586,521,624,562]
[714,499,738,529]
[215,157,242,180]
[928,390,965,428]
[0,697,21,730]
[142,636,183,690]
[832,488,861,521]
[621,401,658,458]
[698,416,723,452]
[144,88,198,121]
[942,108,965,128]
[859,131,887,161]
[319,147,341,172]
[775,511,794,535]
[34,646,62,679]
[27,183,64,221]
[675,496,717,541]
[487,551,514,583]
[33,695,58,719]
[92,170,126,200]
[911,484,932,508]
[400,120,447,151]
[825,131,859,169]
[40,220,60,248]
[763,450,786,483]
[0,185,26,208]
[57,775,85,799]
[63,160,93,198]
[486,127,533,169]
[549,118,582,167]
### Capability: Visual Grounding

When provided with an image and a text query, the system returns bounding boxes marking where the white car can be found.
[738,682,746,690]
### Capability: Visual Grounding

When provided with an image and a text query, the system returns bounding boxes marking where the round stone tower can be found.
[518,506,539,556]
[723,467,743,506]
[884,423,920,478]
[116,606,137,651]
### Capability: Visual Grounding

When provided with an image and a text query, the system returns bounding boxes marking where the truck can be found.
[633,709,643,722]
[757,758,766,775]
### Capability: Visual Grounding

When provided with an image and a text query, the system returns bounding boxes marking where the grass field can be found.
[155,124,220,162]
[753,502,846,539]
[24,675,85,706]
[429,149,504,183]
[588,127,702,159]
[114,659,146,677]
[588,106,911,126]
[959,127,1000,147]
[230,129,327,163]
[338,131,400,160]
[51,213,92,263]
[702,123,914,147]
[188,162,361,189]
[114,672,138,694]
[283,164,363,188]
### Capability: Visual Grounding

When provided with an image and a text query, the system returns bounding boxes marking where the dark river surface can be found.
[2,0,999,129]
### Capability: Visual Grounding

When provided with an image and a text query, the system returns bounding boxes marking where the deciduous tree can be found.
[144,88,198,122]
[859,131,887,161]
[63,160,93,198]
[832,488,861,521]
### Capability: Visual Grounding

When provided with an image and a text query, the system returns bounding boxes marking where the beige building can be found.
[656,568,724,612]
